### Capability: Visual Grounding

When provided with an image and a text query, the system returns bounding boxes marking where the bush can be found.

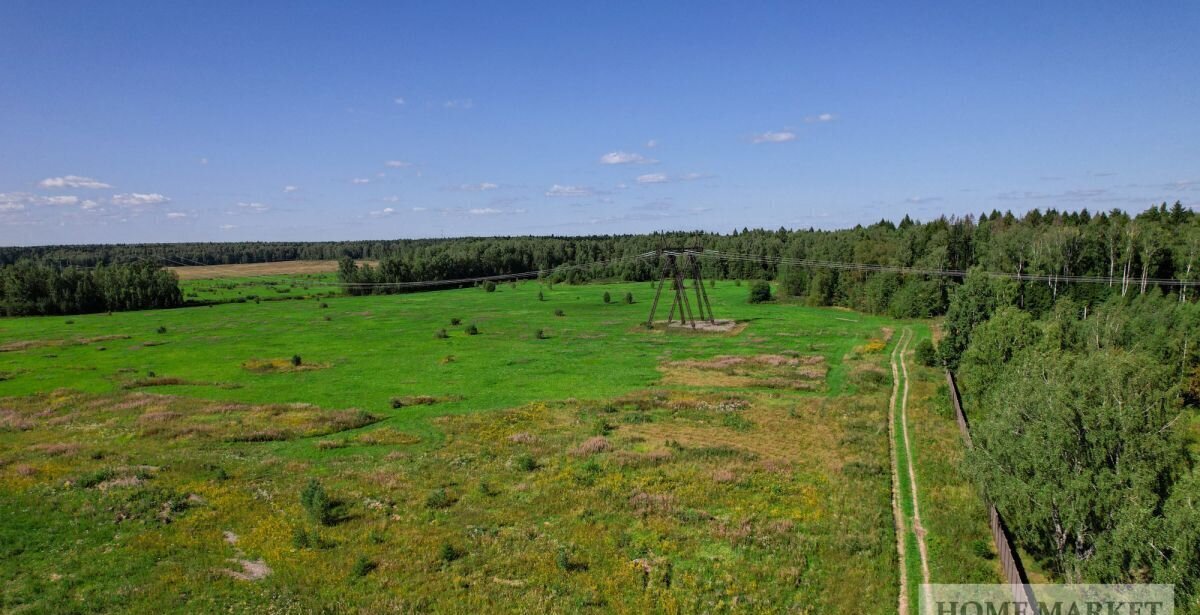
[483,281,497,293]
[291,354,303,367]
[425,488,453,509]
[535,328,547,339]
[516,454,538,472]
[450,317,461,326]
[156,325,167,334]
[350,556,377,578]
[538,290,545,301]
[914,338,938,367]
[300,479,335,525]
[434,328,448,339]
[748,280,772,303]
[319,302,328,309]
[624,292,634,304]
[554,309,565,317]
[439,542,464,563]
[603,291,611,304]
[556,547,588,572]
[292,526,311,549]
[465,323,479,335]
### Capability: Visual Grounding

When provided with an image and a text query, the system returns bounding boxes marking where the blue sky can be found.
[1,1,1197,245]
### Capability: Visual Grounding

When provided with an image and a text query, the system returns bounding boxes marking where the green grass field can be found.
[0,279,996,613]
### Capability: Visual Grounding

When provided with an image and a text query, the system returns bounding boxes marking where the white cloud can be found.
[219,224,237,230]
[454,182,499,192]
[199,157,209,165]
[411,206,428,212]
[81,200,99,210]
[546,184,593,197]
[44,195,79,206]
[393,97,406,105]
[805,113,837,123]
[443,98,474,109]
[636,173,669,184]
[646,139,659,149]
[600,151,656,165]
[0,193,28,211]
[237,202,270,213]
[111,192,169,206]
[166,212,187,219]
[468,207,502,215]
[752,131,797,144]
[369,207,396,217]
[385,160,412,168]
[351,177,371,184]
[39,175,112,189]
[283,185,298,193]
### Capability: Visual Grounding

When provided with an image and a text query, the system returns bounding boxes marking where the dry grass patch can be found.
[659,353,827,390]
[241,358,330,373]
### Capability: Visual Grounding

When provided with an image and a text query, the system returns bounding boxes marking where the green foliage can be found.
[434,328,448,339]
[515,454,538,472]
[465,323,479,335]
[425,488,453,509]
[291,354,303,367]
[554,309,564,317]
[913,339,938,367]
[534,328,547,339]
[747,280,772,304]
[939,269,1016,368]
[537,290,545,301]
[438,542,464,563]
[483,281,496,293]
[450,317,461,325]
[0,260,182,316]
[624,292,634,304]
[155,325,167,334]
[350,556,376,578]
[602,291,611,304]
[300,479,335,525]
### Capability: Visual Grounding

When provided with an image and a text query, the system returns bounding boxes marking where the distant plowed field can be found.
[168,260,375,280]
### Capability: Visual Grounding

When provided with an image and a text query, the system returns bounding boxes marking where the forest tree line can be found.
[0,261,182,316]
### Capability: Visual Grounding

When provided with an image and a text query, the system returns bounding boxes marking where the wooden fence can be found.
[945,370,1039,610]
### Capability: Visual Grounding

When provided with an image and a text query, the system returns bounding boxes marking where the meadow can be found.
[0,277,997,613]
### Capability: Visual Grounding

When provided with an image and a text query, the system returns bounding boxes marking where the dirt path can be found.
[897,328,932,601]
[888,328,911,615]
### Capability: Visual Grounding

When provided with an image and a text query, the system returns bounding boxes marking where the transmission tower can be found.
[645,249,716,328]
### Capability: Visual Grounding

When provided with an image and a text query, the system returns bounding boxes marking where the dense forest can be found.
[0,261,182,316]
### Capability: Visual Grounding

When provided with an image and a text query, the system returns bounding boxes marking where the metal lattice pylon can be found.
[645,249,716,328]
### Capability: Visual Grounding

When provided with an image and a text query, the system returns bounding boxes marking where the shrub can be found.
[65,319,74,325]
[350,556,377,578]
[450,317,462,326]
[603,291,611,304]
[538,290,545,301]
[535,328,547,339]
[323,315,332,321]
[556,547,588,572]
[156,325,167,334]
[425,488,453,509]
[624,292,634,304]
[748,280,772,303]
[434,328,448,339]
[914,338,939,367]
[465,324,479,335]
[478,481,497,497]
[554,309,565,317]
[292,526,311,549]
[516,454,538,472]
[439,542,463,563]
[291,354,303,367]
[319,302,328,308]
[300,479,335,525]
[483,281,497,293]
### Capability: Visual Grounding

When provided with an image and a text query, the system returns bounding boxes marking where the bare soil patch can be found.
[167,259,376,280]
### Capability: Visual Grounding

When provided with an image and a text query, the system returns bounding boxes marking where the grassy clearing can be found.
[0,280,995,612]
